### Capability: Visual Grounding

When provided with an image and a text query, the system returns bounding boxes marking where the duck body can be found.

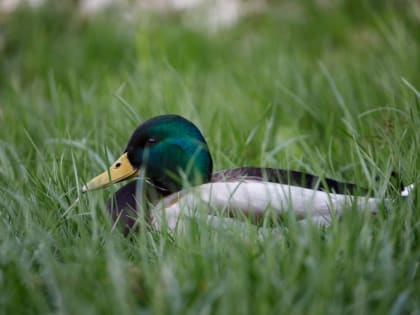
[82,115,410,235]
[150,180,385,231]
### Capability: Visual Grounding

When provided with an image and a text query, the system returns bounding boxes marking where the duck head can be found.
[82,114,213,194]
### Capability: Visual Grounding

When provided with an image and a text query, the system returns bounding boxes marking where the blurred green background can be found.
[1,0,419,173]
[0,1,419,314]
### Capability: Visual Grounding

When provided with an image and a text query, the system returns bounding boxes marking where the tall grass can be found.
[0,1,419,314]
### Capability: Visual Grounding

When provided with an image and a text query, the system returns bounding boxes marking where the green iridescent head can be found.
[83,115,213,193]
[125,114,213,191]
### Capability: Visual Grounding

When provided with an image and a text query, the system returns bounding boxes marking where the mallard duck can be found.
[82,114,413,234]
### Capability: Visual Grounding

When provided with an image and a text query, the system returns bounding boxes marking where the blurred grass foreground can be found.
[0,0,420,314]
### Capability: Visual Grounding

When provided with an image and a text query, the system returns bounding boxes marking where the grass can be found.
[0,1,419,314]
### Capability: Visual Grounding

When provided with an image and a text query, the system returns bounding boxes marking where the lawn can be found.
[0,1,419,314]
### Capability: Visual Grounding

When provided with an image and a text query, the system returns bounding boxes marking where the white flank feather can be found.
[150,181,389,230]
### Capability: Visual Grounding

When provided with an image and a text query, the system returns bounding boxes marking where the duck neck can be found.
[144,144,213,195]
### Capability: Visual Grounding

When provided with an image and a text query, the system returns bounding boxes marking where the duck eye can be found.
[146,137,158,145]
[115,162,121,168]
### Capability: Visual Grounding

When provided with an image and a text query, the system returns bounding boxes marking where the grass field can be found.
[0,1,419,314]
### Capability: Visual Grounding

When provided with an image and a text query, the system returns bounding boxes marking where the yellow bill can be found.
[81,152,139,192]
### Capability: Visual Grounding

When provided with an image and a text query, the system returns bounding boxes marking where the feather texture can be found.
[150,181,383,230]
